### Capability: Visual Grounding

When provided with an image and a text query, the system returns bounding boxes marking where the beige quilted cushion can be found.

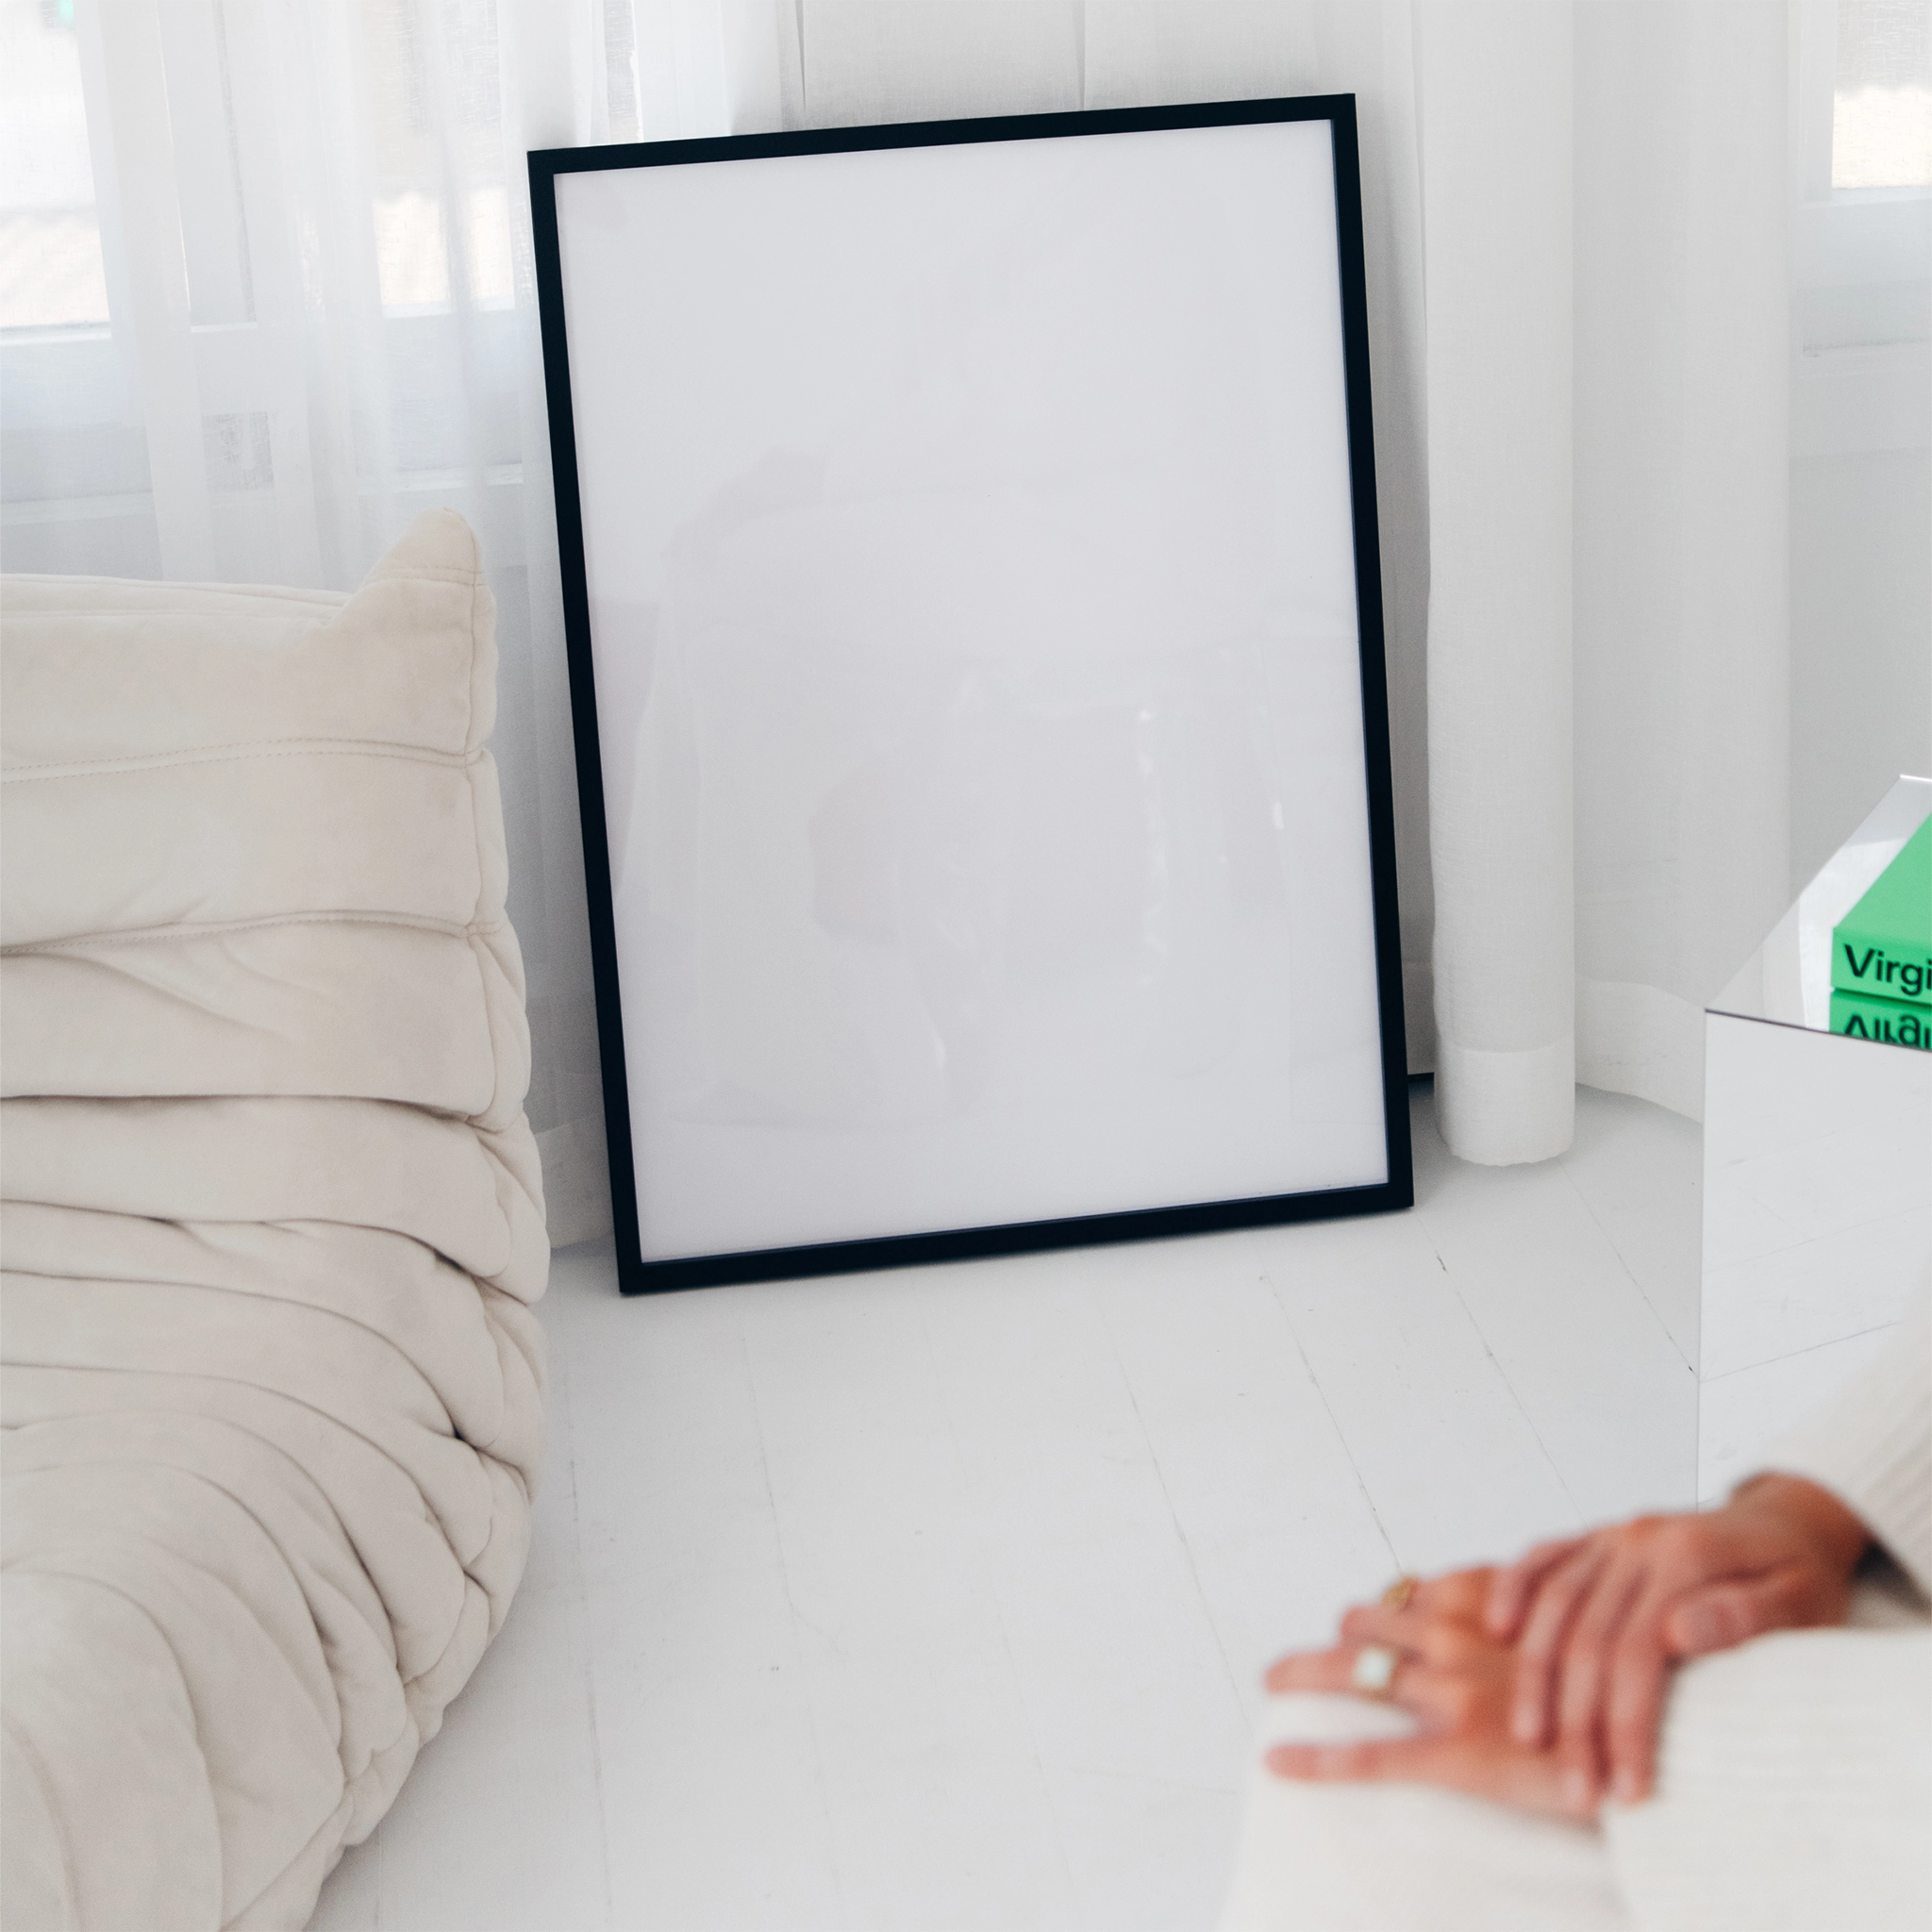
[0,510,547,1930]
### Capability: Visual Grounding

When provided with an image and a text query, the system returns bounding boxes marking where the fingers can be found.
[1410,1568,1496,1624]
[1266,1735,1444,1785]
[1263,1646,1358,1695]
[1661,1562,1846,1657]
[1486,1536,1588,1639]
[1386,1661,1482,1730]
[1339,1601,1480,1667]
[1510,1543,1607,1746]
[1601,1558,1849,1803]
[1339,1601,1418,1649]
[1267,1731,1591,1820]
[1552,1559,1644,1811]
[1265,1638,1424,1698]
[1266,1639,1428,1710]
[1664,1580,1762,1657]
[1602,1600,1672,1805]
[1266,1638,1481,1733]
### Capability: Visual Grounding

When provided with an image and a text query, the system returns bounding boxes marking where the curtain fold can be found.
[1,0,1807,1209]
[1572,0,1790,1126]
[1414,0,1577,1164]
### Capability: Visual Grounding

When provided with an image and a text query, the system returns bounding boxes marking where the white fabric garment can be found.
[1603,1605,1932,1932]
[0,511,548,1930]
[2,1,1922,1181]
[1217,1690,1629,1931]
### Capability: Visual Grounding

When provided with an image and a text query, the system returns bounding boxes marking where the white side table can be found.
[1699,775,1932,1502]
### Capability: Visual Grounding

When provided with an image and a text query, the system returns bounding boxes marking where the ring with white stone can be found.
[1350,1643,1400,1697]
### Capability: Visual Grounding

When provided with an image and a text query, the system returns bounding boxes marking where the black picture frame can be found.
[530,93,1411,1294]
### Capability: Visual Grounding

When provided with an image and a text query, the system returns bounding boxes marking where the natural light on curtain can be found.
[2,0,1926,1203]
[0,5,107,329]
[1832,0,1931,189]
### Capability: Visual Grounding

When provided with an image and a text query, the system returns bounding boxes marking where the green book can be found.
[1832,814,1932,1008]
[1830,988,1931,1052]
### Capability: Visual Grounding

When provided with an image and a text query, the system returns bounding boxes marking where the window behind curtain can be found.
[1834,0,1931,190]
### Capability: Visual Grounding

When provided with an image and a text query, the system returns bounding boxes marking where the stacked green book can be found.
[1831,813,1931,1051]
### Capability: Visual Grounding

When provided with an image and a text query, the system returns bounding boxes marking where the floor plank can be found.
[1257,1203,1584,1578]
[1559,1086,1703,1373]
[559,1271,848,1932]
[740,1271,1081,1932]
[1091,1229,1398,1689]
[1411,1095,1699,1524]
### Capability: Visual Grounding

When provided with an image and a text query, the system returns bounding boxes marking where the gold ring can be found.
[1381,1575,1420,1612]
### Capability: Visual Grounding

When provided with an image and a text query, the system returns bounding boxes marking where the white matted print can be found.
[534,101,1408,1286]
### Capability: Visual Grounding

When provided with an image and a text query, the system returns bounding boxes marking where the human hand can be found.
[1262,1570,1590,1818]
[1484,1475,1869,1808]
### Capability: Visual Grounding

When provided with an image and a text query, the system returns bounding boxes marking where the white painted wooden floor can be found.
[311,1081,1700,1932]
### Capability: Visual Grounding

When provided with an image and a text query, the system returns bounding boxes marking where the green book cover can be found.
[1832,813,1932,1008]
[1831,989,1932,1052]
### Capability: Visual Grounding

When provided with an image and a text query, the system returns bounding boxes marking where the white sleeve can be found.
[1604,1615,1932,1932]
[1763,1283,1932,1598]
[1216,1695,1629,1932]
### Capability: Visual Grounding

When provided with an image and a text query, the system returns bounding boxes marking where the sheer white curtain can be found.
[3,0,1922,1215]
[1420,0,1793,1155]
[0,0,674,1243]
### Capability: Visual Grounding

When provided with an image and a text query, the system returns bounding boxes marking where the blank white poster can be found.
[555,116,1387,1263]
